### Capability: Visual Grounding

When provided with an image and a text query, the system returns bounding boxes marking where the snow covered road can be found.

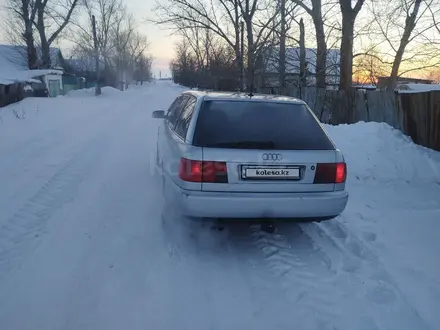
[1,81,439,330]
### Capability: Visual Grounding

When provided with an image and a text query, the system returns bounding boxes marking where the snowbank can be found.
[324,121,440,183]
[1,80,440,330]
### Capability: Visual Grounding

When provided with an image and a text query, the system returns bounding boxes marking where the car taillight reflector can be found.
[314,162,347,184]
[179,158,228,183]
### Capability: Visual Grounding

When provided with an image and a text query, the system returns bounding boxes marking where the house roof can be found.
[0,44,63,85]
[264,47,340,76]
[377,76,434,83]
[65,57,99,72]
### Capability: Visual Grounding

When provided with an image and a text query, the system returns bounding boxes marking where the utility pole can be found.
[240,20,245,92]
[299,18,306,99]
[279,0,286,91]
[92,15,101,96]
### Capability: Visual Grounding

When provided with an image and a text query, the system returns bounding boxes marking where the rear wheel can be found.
[261,223,276,233]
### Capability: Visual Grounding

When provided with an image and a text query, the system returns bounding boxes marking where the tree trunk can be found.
[292,0,327,88]
[388,44,406,91]
[240,20,245,91]
[234,0,242,90]
[24,30,37,69]
[37,7,51,68]
[313,12,327,88]
[21,3,37,69]
[246,19,254,94]
[279,0,286,89]
[92,15,101,96]
[339,14,355,90]
[387,0,422,90]
[299,18,306,97]
[338,0,365,90]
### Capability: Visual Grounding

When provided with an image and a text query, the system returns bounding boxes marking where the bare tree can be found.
[70,0,149,88]
[278,0,286,88]
[34,0,79,68]
[92,14,101,95]
[291,0,328,88]
[425,68,440,83]
[338,0,365,90]
[5,0,39,68]
[171,31,237,89]
[238,0,280,92]
[353,46,390,85]
[387,0,423,90]
[299,18,306,91]
[369,0,440,90]
[152,0,280,92]
[152,0,242,72]
[134,54,153,84]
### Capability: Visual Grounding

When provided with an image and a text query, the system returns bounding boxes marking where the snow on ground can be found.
[0,81,439,330]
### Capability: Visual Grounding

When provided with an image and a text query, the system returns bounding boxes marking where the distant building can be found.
[0,44,64,106]
[377,76,434,90]
[352,84,377,90]
[256,47,340,89]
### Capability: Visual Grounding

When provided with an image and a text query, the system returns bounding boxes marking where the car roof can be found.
[181,90,305,104]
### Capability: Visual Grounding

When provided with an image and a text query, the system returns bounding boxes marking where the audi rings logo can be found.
[262,153,283,161]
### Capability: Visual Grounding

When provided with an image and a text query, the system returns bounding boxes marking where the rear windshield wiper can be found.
[205,140,276,149]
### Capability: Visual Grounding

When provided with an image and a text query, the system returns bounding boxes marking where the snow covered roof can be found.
[65,57,100,72]
[353,84,377,90]
[0,44,63,85]
[395,83,440,93]
[264,47,340,76]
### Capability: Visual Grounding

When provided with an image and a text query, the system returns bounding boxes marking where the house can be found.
[376,76,434,90]
[0,44,64,106]
[65,56,109,88]
[257,47,340,89]
[353,84,377,90]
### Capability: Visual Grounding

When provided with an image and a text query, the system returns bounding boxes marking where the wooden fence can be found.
[258,86,440,152]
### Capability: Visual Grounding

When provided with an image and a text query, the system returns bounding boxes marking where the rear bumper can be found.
[170,184,349,219]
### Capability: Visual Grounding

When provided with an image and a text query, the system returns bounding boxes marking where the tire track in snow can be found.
[158,219,346,329]
[0,111,123,283]
[300,218,434,330]
[243,223,347,329]
[0,99,130,225]
[159,219,301,330]
[57,109,270,330]
[160,217,358,328]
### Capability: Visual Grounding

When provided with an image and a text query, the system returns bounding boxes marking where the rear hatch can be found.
[191,99,340,193]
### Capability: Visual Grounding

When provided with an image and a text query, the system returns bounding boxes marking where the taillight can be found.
[179,158,228,183]
[335,163,347,183]
[314,162,347,184]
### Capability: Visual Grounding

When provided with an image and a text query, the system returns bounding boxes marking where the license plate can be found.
[242,166,300,180]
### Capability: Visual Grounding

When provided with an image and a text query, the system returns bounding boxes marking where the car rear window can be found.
[192,100,335,150]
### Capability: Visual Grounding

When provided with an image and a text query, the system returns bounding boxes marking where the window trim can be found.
[166,94,190,131]
[174,95,197,139]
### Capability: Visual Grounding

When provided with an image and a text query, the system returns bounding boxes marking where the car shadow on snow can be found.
[160,207,326,262]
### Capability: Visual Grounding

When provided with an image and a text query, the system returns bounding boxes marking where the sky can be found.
[0,0,178,78]
[123,0,179,78]
[0,0,436,80]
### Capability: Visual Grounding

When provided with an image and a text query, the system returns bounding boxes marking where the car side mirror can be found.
[152,110,165,119]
